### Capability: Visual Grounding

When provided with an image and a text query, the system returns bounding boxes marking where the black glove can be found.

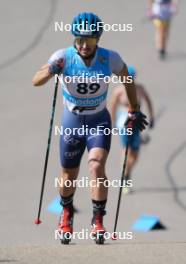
[49,58,64,75]
[125,111,148,131]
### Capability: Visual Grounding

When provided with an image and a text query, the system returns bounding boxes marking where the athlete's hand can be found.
[49,58,64,75]
[125,111,148,131]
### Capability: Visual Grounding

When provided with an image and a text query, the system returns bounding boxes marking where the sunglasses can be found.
[75,37,97,46]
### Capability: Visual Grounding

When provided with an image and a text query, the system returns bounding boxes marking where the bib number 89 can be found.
[77,83,100,94]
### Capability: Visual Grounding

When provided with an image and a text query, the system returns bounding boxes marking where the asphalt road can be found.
[0,0,186,263]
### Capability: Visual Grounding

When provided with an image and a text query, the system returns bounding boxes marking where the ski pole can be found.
[112,133,130,239]
[35,77,59,225]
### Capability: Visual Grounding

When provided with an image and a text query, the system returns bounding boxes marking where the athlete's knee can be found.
[61,167,79,180]
[88,158,105,177]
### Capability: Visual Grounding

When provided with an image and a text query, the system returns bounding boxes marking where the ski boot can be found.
[91,213,106,245]
[58,206,74,244]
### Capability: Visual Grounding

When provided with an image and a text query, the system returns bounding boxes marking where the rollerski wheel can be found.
[94,231,105,245]
[60,232,71,245]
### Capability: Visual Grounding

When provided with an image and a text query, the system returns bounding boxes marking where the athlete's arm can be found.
[32,64,53,86]
[116,65,139,112]
[138,84,155,128]
[110,51,148,131]
[32,49,65,86]
[110,88,121,125]
[138,85,154,118]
